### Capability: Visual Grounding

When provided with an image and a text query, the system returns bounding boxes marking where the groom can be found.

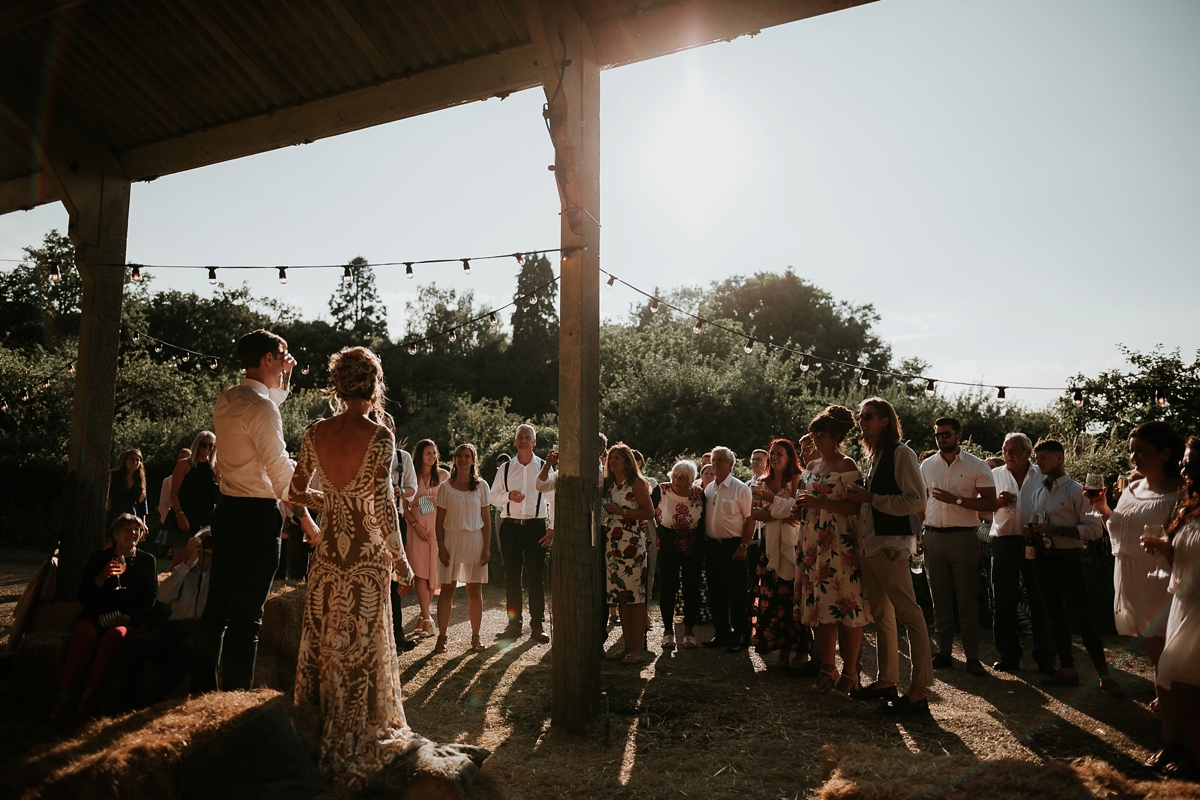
[196,329,316,692]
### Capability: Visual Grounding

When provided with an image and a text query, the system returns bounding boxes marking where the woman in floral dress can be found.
[750,439,805,668]
[601,443,654,665]
[655,459,706,649]
[795,405,871,698]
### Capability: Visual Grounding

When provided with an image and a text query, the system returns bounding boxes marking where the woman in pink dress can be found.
[404,438,449,639]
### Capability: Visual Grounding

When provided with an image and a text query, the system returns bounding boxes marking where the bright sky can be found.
[2,0,1197,406]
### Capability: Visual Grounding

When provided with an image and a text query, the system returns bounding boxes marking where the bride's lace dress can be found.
[288,423,418,783]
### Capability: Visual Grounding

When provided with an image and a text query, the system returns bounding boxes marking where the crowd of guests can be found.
[56,343,1200,779]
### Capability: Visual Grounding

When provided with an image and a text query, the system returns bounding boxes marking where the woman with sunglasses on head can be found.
[166,431,222,569]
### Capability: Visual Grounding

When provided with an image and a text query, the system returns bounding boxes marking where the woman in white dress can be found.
[1088,421,1185,697]
[1144,437,1200,777]
[434,444,491,655]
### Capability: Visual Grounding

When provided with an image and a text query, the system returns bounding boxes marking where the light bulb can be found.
[49,264,61,282]
[130,264,141,282]
[996,386,1007,404]
[859,369,870,386]
[182,353,190,363]
[924,379,936,397]
[514,253,525,266]
[209,360,218,370]
[301,365,310,375]
[1156,387,1168,407]
[42,378,50,388]
[744,338,754,354]
[154,344,163,353]
[449,329,457,342]
[408,344,418,355]
[0,399,7,413]
[278,266,288,284]
[800,355,811,372]
[489,312,498,325]
[693,319,703,334]
[1072,388,1084,407]
[405,263,414,279]
[462,258,471,275]
[208,267,218,284]
[650,298,660,313]
[133,331,139,342]
[67,362,75,374]
[606,275,616,289]
[342,265,352,284]
[529,293,538,305]
[20,389,29,402]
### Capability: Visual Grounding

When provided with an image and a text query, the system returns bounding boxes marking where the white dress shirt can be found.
[491,455,549,519]
[704,474,752,540]
[920,449,995,528]
[212,378,295,500]
[157,561,210,621]
[389,449,418,498]
[990,463,1042,537]
[857,444,926,557]
[157,475,173,522]
[1030,473,1104,550]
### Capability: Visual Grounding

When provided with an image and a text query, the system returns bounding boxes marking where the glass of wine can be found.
[112,554,127,591]
[1144,524,1170,580]
[1083,473,1105,501]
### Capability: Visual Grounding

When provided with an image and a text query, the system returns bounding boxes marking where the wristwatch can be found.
[955,497,962,505]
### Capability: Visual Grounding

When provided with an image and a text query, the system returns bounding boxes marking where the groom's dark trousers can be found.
[195,494,282,692]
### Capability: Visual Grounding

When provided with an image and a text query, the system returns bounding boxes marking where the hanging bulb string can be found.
[598,268,1093,395]
[107,248,564,274]
[125,328,226,364]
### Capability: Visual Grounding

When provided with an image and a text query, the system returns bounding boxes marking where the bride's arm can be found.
[286,425,325,513]
[377,433,413,585]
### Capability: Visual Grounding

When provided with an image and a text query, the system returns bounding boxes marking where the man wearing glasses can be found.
[843,398,933,716]
[198,329,317,692]
[919,417,996,677]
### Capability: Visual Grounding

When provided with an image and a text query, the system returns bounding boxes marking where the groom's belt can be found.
[501,517,546,525]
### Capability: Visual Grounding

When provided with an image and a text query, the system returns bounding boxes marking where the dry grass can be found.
[1,557,1196,799]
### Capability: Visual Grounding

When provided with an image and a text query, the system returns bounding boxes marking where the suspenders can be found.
[504,459,543,519]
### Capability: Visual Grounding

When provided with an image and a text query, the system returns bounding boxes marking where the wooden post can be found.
[524,0,603,734]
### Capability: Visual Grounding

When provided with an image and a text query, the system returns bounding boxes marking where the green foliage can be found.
[507,254,559,416]
[1057,346,1199,440]
[0,230,83,349]
[328,257,389,340]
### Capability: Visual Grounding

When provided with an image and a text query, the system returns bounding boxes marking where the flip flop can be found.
[620,654,646,666]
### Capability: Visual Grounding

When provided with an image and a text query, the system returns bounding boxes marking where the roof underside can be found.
[0,0,872,215]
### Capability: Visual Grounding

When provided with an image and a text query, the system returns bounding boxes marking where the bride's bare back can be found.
[312,413,385,491]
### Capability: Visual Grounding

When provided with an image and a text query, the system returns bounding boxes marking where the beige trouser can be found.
[860,548,934,690]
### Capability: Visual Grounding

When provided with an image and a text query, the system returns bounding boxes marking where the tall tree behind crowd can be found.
[329,257,389,340]
[505,253,559,417]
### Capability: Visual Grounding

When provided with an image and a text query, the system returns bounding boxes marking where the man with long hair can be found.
[844,397,934,716]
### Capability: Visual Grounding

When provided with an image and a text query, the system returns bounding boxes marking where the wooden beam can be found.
[0,0,88,38]
[589,0,876,69]
[0,172,59,212]
[118,44,541,181]
[524,0,604,735]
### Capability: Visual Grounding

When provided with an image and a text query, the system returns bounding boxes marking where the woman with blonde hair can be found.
[165,431,221,568]
[434,443,492,654]
[601,443,654,665]
[287,346,420,783]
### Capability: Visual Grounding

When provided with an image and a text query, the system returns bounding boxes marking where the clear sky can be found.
[2,0,1197,406]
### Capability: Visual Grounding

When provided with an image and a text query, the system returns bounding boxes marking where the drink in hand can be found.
[1083,473,1104,500]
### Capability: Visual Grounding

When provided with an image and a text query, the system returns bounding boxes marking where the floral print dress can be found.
[751,477,804,653]
[603,480,648,605]
[796,469,870,627]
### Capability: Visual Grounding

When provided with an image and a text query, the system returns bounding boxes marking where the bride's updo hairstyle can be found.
[326,346,392,427]
[808,405,856,450]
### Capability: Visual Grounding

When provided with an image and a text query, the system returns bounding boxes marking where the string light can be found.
[133,331,140,342]
[20,389,29,402]
[207,267,218,285]
[42,377,50,388]
[924,379,936,398]
[1156,387,1168,407]
[405,263,414,279]
[529,293,538,305]
[489,312,498,325]
[67,362,75,374]
[181,353,190,363]
[650,297,660,313]
[0,398,7,413]
[49,263,61,282]
[514,253,525,266]
[693,319,704,334]
[342,265,353,284]
[859,369,870,386]
[408,343,418,355]
[154,344,163,353]
[277,266,288,285]
[130,264,141,282]
[448,329,457,343]
[744,338,754,354]
[606,275,616,289]
[462,259,471,275]
[301,365,310,375]
[209,359,218,370]
[996,386,1007,404]
[1072,388,1084,407]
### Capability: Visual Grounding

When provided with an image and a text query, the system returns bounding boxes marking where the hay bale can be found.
[815,743,1200,800]
[16,632,72,702]
[253,582,305,695]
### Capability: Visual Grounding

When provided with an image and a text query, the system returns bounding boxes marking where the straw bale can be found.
[252,581,306,694]
[15,631,71,701]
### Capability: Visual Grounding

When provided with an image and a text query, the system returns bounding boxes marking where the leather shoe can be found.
[1035,660,1057,676]
[530,628,550,644]
[497,624,522,640]
[966,658,987,677]
[850,681,899,702]
[931,653,953,669]
[880,695,931,716]
[992,659,1020,673]
[701,637,728,649]
[726,643,745,654]
[397,637,417,652]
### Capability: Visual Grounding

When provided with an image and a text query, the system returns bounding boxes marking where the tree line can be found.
[1,230,1195,548]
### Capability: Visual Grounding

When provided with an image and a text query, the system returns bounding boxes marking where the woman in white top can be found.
[404,439,449,639]
[1088,421,1185,695]
[1143,437,1200,777]
[434,444,491,655]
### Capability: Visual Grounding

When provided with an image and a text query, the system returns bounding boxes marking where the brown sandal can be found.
[830,674,859,699]
[433,634,447,655]
[806,664,839,695]
[471,634,486,652]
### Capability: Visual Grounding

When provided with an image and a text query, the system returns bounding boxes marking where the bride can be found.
[287,346,419,783]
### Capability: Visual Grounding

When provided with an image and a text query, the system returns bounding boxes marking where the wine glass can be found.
[112,554,127,591]
[1083,473,1104,501]
[1144,524,1170,580]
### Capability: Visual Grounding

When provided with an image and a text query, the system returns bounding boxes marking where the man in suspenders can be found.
[491,424,553,643]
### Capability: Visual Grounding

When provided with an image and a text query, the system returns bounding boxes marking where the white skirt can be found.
[1113,553,1171,637]
[436,528,488,585]
[1157,591,1200,689]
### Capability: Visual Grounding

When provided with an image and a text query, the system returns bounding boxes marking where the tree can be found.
[329,257,389,341]
[506,253,559,417]
[1057,346,1199,439]
[0,230,84,350]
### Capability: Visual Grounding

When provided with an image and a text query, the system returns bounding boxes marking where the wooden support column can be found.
[1,84,131,596]
[523,0,603,734]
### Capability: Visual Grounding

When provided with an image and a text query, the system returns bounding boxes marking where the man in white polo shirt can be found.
[702,447,754,653]
[919,417,996,677]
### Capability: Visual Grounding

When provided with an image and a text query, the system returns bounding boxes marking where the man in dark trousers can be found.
[197,329,316,691]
